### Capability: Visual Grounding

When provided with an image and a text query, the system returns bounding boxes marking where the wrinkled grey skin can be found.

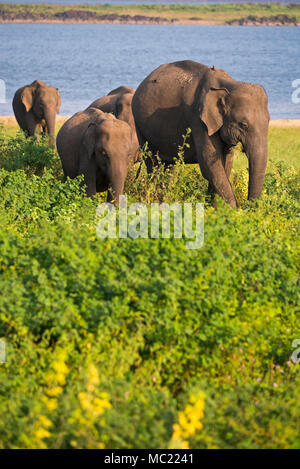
[87,86,139,161]
[56,108,134,202]
[13,80,61,147]
[132,61,270,208]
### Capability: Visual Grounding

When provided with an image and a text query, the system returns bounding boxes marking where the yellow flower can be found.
[87,364,100,387]
[68,365,112,448]
[43,397,58,411]
[179,440,189,449]
[38,415,52,428]
[35,428,51,440]
[46,386,63,397]
[93,397,111,414]
[78,392,91,411]
[169,391,205,448]
[56,373,67,386]
[53,361,68,376]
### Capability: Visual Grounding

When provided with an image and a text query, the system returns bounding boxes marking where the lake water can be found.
[0,24,299,118]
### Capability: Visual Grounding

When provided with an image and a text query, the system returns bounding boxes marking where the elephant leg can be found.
[135,125,160,176]
[208,147,234,196]
[107,189,114,203]
[35,123,45,140]
[96,169,109,193]
[24,113,38,138]
[145,152,172,175]
[207,181,215,196]
[135,152,168,180]
[82,158,97,197]
[42,123,48,134]
[162,161,173,172]
[95,170,111,201]
[145,155,157,175]
[193,129,238,208]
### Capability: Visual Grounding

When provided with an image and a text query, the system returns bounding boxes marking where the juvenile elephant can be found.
[56,108,134,202]
[87,86,139,159]
[13,80,61,147]
[132,61,270,208]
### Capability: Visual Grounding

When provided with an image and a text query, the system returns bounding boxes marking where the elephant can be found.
[87,86,139,160]
[56,107,135,202]
[132,61,270,208]
[12,80,61,147]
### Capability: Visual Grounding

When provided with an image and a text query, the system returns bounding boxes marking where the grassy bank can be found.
[0,122,299,448]
[2,117,300,168]
[0,3,300,24]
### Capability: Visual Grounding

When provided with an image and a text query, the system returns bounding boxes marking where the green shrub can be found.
[0,125,299,448]
[0,128,62,178]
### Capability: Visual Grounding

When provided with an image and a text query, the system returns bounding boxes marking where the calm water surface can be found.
[0,24,299,118]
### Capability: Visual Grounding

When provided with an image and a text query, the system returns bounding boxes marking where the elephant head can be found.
[21,80,61,146]
[87,87,139,162]
[200,83,270,200]
[78,112,132,200]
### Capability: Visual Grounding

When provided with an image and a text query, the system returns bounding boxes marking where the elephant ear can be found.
[21,86,35,112]
[199,87,229,136]
[79,123,96,175]
[56,88,61,114]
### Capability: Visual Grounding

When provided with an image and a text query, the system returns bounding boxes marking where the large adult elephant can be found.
[87,86,139,159]
[132,61,270,208]
[13,80,61,147]
[56,108,135,202]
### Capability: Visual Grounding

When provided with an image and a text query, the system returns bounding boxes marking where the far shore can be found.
[0,18,299,26]
[0,19,224,26]
[0,3,299,27]
[1,116,300,127]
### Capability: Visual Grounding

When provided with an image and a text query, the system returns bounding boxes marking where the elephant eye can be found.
[239,121,248,130]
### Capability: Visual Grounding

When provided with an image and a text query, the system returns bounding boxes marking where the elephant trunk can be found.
[44,107,56,147]
[246,135,268,200]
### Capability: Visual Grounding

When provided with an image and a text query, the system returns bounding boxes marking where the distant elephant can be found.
[56,108,135,202]
[13,80,61,147]
[87,86,139,160]
[132,61,270,208]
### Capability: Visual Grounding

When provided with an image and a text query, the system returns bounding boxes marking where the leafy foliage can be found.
[0,127,299,448]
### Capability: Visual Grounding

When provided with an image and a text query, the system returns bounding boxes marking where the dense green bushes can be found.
[0,128,299,448]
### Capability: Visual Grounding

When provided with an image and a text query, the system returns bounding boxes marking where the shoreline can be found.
[0,20,222,25]
[0,4,299,27]
[1,116,300,127]
[0,18,299,26]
